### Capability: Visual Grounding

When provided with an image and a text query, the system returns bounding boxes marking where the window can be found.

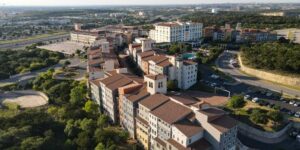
[149,82,153,88]
[158,82,163,88]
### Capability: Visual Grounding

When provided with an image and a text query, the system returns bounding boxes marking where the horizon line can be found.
[1,2,300,7]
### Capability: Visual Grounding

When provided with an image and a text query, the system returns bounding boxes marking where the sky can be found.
[0,0,299,6]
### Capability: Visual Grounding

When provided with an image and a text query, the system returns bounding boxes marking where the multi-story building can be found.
[90,69,238,150]
[87,39,120,80]
[136,93,170,150]
[70,31,99,44]
[119,84,150,138]
[196,108,238,150]
[97,70,143,123]
[149,21,203,43]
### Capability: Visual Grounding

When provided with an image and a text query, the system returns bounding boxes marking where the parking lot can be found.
[198,64,300,118]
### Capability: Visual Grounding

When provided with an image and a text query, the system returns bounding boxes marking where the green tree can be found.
[70,84,86,105]
[75,132,90,148]
[79,118,96,133]
[83,100,99,114]
[97,115,109,129]
[268,111,283,123]
[20,136,45,150]
[64,119,78,138]
[250,109,268,124]
[167,80,178,91]
[95,143,105,150]
[228,95,245,108]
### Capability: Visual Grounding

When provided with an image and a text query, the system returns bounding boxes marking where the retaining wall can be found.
[238,55,300,87]
[238,122,292,144]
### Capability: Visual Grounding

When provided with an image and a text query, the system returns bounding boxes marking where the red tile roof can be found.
[150,100,192,124]
[139,94,169,110]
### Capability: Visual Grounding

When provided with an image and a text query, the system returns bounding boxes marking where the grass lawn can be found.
[0,31,68,45]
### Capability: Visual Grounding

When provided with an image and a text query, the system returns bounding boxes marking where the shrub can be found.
[250,108,268,124]
[228,95,245,108]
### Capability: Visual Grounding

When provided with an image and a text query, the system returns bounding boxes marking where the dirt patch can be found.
[0,90,48,108]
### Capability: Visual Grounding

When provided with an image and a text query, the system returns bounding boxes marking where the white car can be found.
[289,101,296,105]
[294,102,300,107]
[210,74,219,79]
[266,92,273,97]
[244,95,251,100]
[294,112,300,118]
[252,97,259,103]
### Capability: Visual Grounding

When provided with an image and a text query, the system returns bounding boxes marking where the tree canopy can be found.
[0,46,64,80]
[0,70,132,149]
[241,42,300,74]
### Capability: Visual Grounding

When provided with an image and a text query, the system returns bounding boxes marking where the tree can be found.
[250,109,268,124]
[79,118,96,134]
[97,115,109,129]
[228,95,245,108]
[75,132,90,148]
[64,119,78,138]
[95,143,105,150]
[167,80,177,91]
[20,136,45,150]
[64,60,71,66]
[83,100,99,114]
[70,84,86,105]
[268,111,283,123]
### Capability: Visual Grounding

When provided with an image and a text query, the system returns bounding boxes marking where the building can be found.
[119,84,150,138]
[98,70,145,123]
[74,23,82,31]
[87,39,120,80]
[260,12,285,16]
[90,68,237,150]
[70,31,99,44]
[136,93,170,150]
[149,21,203,43]
[196,108,238,150]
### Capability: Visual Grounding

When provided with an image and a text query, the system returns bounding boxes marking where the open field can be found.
[38,41,86,55]
[0,90,48,108]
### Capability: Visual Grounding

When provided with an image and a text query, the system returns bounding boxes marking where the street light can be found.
[214,87,231,97]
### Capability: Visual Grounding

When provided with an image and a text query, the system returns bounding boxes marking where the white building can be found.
[149,21,203,43]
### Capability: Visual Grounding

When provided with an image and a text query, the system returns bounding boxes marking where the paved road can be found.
[0,34,70,49]
[216,50,300,97]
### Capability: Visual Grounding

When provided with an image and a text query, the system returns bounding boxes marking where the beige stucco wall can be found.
[238,55,300,87]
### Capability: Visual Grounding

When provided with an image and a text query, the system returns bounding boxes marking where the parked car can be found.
[210,83,217,87]
[289,101,296,105]
[297,134,300,141]
[210,74,219,79]
[280,108,289,113]
[294,102,300,107]
[288,111,295,116]
[252,97,259,103]
[266,92,273,97]
[259,101,269,106]
[294,112,300,118]
[289,130,299,138]
[244,95,251,101]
